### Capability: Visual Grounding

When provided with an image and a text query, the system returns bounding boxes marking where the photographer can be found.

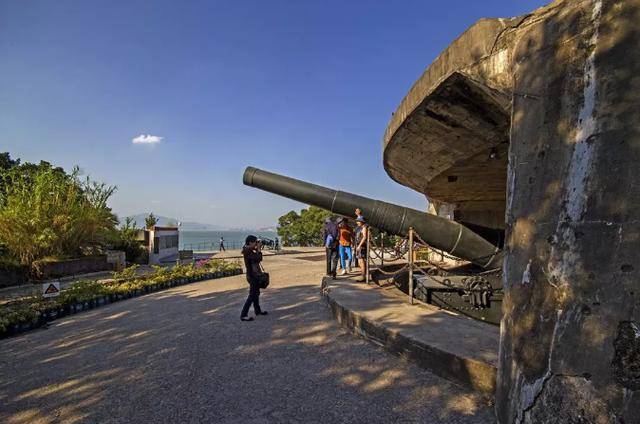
[240,235,268,321]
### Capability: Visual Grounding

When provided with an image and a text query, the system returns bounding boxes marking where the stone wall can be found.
[0,264,29,289]
[31,256,113,280]
[106,250,126,271]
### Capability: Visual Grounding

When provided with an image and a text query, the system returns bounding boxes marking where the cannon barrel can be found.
[243,166,503,269]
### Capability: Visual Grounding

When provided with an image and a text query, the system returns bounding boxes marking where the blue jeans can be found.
[339,245,353,269]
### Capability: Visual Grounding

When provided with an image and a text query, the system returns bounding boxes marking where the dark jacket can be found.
[242,246,263,283]
[321,221,339,249]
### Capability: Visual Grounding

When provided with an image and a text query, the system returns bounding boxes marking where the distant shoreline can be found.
[180,229,277,251]
[179,229,277,232]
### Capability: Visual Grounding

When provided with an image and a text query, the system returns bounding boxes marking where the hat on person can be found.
[337,217,345,224]
[356,216,366,223]
[325,217,333,223]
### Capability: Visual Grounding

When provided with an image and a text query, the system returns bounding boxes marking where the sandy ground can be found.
[0,251,494,423]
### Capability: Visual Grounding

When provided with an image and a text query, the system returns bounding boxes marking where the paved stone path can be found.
[0,251,494,423]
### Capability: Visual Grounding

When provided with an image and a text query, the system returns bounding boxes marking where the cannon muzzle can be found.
[243,166,503,269]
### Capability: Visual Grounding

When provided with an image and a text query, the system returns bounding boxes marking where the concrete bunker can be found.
[384,0,640,422]
[384,71,511,243]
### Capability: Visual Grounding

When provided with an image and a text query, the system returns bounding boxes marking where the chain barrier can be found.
[362,226,502,304]
[411,229,502,271]
[365,231,410,282]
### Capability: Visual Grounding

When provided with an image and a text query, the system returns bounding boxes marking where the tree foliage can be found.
[0,152,19,171]
[111,217,144,263]
[277,206,333,246]
[145,212,158,229]
[0,153,118,266]
[277,210,300,246]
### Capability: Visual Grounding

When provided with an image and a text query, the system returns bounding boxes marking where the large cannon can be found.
[244,166,504,323]
[243,166,503,269]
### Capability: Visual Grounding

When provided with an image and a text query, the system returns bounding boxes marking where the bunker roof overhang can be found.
[383,16,527,217]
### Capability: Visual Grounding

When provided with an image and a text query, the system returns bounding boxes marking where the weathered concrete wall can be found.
[106,250,126,271]
[0,264,29,288]
[383,0,640,421]
[31,255,113,279]
[498,0,640,422]
[382,13,522,228]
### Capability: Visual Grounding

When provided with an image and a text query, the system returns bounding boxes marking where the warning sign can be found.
[42,282,61,298]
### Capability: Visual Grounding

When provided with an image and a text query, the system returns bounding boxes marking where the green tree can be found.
[0,166,118,266]
[0,152,19,170]
[277,210,300,246]
[298,206,332,246]
[145,212,158,229]
[112,217,143,262]
[277,206,332,246]
[0,155,66,208]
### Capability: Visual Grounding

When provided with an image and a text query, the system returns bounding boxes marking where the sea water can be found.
[179,230,277,251]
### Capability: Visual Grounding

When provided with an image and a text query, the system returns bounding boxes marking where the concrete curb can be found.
[321,277,496,396]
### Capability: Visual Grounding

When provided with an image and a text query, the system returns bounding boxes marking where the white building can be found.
[145,226,179,265]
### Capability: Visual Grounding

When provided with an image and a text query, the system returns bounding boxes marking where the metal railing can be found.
[364,227,499,305]
[181,241,242,252]
[181,240,280,253]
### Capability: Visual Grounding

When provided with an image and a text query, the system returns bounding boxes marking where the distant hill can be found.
[257,226,277,232]
[228,226,277,233]
[124,213,225,231]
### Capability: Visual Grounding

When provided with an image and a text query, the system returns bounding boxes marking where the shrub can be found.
[111,217,144,263]
[0,258,242,337]
[112,264,139,281]
[0,163,117,266]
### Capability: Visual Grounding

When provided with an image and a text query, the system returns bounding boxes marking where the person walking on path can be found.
[219,237,226,252]
[240,235,268,321]
[337,218,354,275]
[321,217,339,279]
[355,216,369,282]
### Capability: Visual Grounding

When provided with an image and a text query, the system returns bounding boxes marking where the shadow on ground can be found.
[0,274,494,423]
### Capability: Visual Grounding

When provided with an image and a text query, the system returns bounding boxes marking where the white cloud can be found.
[132,134,163,144]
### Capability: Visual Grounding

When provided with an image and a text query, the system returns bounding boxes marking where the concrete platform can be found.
[321,276,499,395]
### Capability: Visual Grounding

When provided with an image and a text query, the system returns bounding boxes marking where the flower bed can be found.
[0,258,242,338]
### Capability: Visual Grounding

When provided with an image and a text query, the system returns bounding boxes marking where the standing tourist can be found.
[321,217,339,279]
[240,235,268,321]
[355,216,369,282]
[353,208,364,268]
[219,237,226,251]
[337,218,354,275]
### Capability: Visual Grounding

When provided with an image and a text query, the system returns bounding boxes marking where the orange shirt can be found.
[338,226,353,246]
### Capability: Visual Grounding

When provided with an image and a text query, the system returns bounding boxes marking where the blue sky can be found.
[1,0,547,228]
